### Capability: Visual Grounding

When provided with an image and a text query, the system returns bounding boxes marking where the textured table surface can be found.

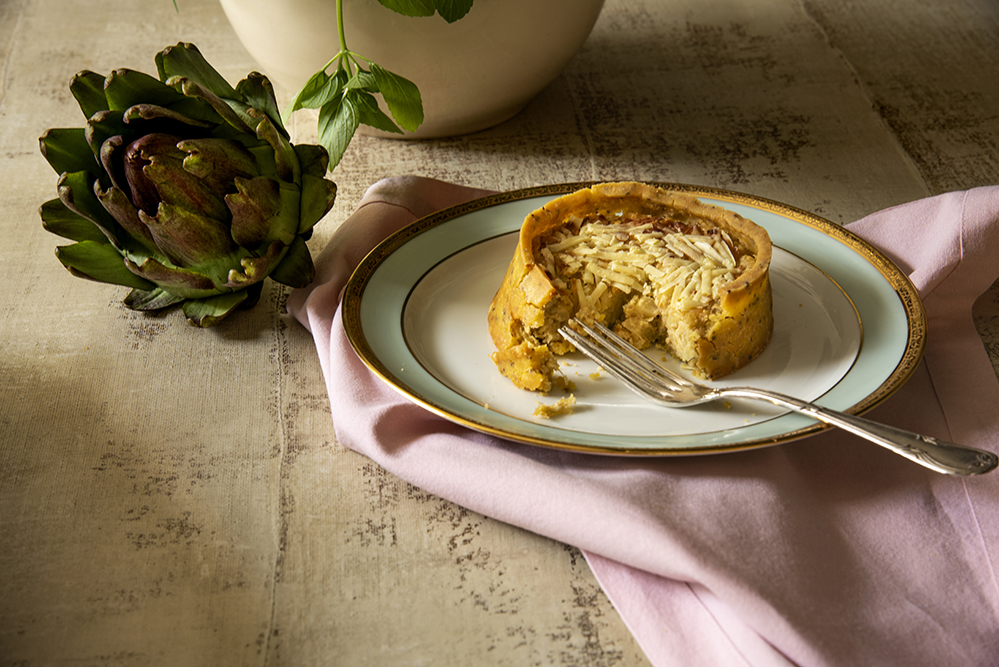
[3,0,999,665]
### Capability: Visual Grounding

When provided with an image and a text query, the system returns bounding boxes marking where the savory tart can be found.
[487,182,773,392]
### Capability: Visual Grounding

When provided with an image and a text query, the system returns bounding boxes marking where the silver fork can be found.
[558,318,998,476]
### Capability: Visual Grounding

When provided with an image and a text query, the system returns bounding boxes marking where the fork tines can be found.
[558,318,689,402]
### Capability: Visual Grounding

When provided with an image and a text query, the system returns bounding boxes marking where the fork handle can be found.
[723,387,998,476]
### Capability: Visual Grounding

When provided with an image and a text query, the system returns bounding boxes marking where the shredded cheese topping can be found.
[539,215,751,312]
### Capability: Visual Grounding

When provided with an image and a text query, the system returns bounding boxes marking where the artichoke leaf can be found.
[271,180,306,246]
[116,134,182,216]
[292,143,330,179]
[161,96,228,128]
[179,137,259,191]
[70,70,110,118]
[56,240,156,290]
[182,290,249,327]
[298,173,337,234]
[95,185,161,253]
[57,171,126,248]
[122,103,215,131]
[86,110,130,166]
[245,142,284,181]
[226,176,282,248]
[104,68,187,112]
[40,198,110,243]
[124,286,186,311]
[139,203,239,276]
[39,128,101,176]
[124,255,218,298]
[98,134,131,193]
[268,235,315,288]
[255,115,299,183]
[156,43,239,101]
[166,75,256,135]
[225,240,286,288]
[142,152,231,222]
[236,73,287,139]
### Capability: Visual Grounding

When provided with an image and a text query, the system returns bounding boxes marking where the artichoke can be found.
[38,43,337,326]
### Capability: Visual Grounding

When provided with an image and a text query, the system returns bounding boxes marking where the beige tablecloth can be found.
[3,0,999,664]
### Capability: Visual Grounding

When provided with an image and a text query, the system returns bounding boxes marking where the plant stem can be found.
[335,0,355,77]
[336,0,347,53]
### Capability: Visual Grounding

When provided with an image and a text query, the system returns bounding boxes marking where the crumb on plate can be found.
[534,394,577,419]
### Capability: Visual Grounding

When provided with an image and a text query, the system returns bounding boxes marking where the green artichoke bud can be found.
[39,43,337,326]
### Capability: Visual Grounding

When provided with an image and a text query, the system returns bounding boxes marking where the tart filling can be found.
[487,182,774,393]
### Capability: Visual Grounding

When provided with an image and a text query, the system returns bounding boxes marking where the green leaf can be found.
[434,0,474,22]
[124,286,185,311]
[345,70,378,93]
[57,170,126,248]
[143,155,231,222]
[70,71,109,118]
[286,69,329,115]
[124,256,217,297]
[254,114,299,183]
[293,143,331,178]
[182,290,248,326]
[95,185,162,255]
[225,240,286,288]
[377,0,434,17]
[289,68,348,115]
[255,178,306,248]
[39,128,100,175]
[55,240,155,289]
[268,236,315,288]
[179,137,259,191]
[226,175,282,248]
[160,95,226,127]
[317,94,360,169]
[86,109,128,163]
[168,76,255,134]
[369,64,423,132]
[122,103,215,131]
[141,202,239,275]
[352,90,403,134]
[378,0,473,21]
[103,68,184,111]
[155,43,238,99]
[39,198,108,243]
[236,72,286,135]
[297,172,337,234]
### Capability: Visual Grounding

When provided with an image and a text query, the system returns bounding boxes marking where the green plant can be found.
[285,0,475,168]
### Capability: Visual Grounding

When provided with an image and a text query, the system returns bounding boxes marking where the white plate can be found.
[343,183,926,455]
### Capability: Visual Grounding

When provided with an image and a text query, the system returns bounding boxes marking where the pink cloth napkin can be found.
[288,176,999,666]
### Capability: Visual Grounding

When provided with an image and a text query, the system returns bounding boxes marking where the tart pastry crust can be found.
[487,182,774,392]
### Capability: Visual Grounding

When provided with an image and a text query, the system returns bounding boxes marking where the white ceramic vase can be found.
[219,0,606,138]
